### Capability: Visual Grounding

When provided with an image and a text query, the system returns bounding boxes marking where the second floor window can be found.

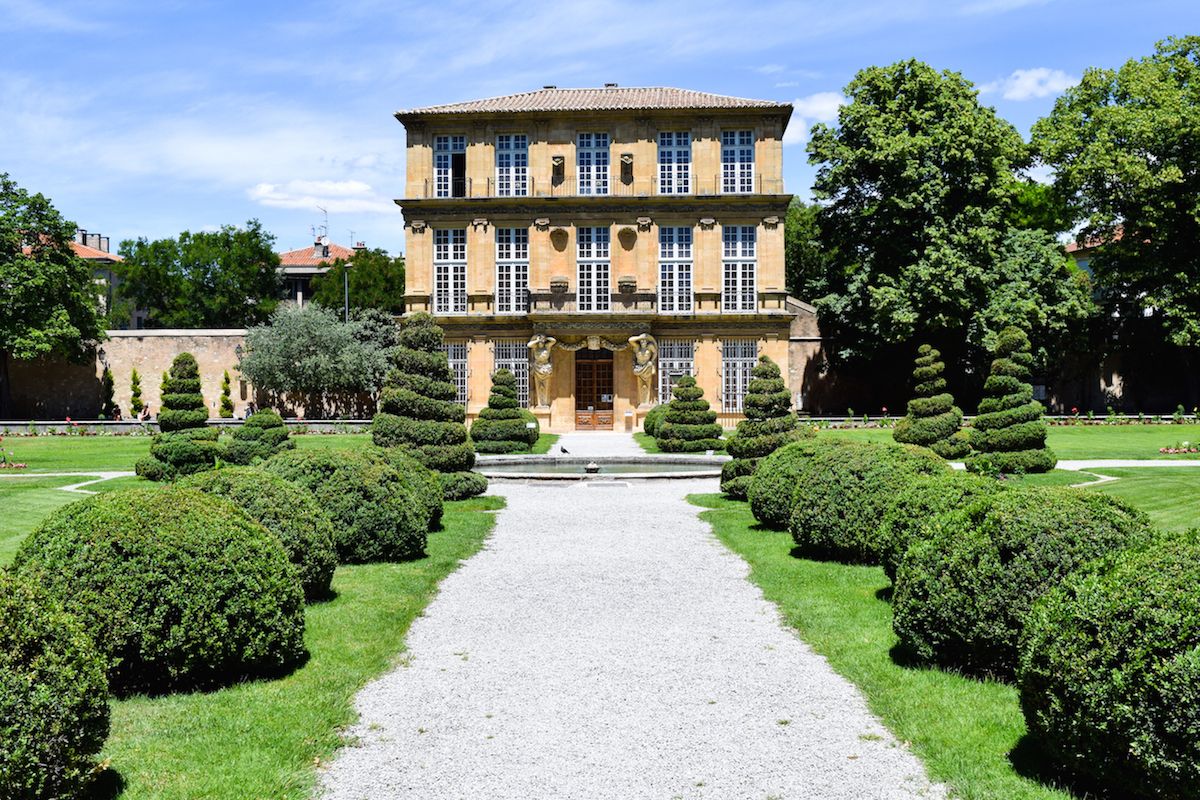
[496,134,528,196]
[658,132,690,194]
[722,225,756,312]
[435,135,466,198]
[495,227,529,314]
[577,226,610,312]
[721,130,754,194]
[433,229,467,314]
[658,226,693,313]
[577,132,609,195]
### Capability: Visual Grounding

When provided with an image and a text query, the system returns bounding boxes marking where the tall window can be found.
[721,130,754,194]
[496,134,528,196]
[721,339,758,413]
[722,225,756,312]
[658,338,695,403]
[444,342,468,405]
[433,229,467,314]
[576,226,610,312]
[434,135,466,198]
[493,339,530,407]
[658,132,690,194]
[495,227,529,314]
[658,226,693,313]
[577,132,610,195]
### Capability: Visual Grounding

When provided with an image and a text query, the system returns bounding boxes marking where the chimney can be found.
[604,82,618,88]
[542,84,557,89]
[76,228,87,244]
[353,241,366,250]
[99,236,109,253]
[86,233,101,250]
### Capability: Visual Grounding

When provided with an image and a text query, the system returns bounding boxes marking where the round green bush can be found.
[722,356,810,499]
[0,572,110,798]
[747,438,848,529]
[892,344,970,459]
[261,449,427,562]
[440,470,489,500]
[788,441,950,564]
[642,403,669,437]
[1018,529,1200,799]
[877,471,1005,582]
[13,488,306,694]
[179,467,338,601]
[367,446,445,531]
[892,487,1152,678]
[223,409,294,465]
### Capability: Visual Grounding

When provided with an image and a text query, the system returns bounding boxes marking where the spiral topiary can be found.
[470,369,537,453]
[223,409,295,465]
[966,327,1055,474]
[372,312,485,498]
[655,375,723,453]
[135,352,218,481]
[722,356,810,499]
[892,344,970,459]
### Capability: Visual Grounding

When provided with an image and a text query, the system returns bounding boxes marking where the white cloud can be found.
[979,67,1077,100]
[248,180,395,214]
[783,91,846,146]
[756,64,787,75]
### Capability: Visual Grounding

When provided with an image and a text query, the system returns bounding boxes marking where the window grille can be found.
[658,226,693,313]
[577,132,610,195]
[577,226,610,312]
[658,131,690,194]
[721,130,754,194]
[722,226,757,312]
[444,342,468,405]
[495,227,529,313]
[721,339,758,413]
[493,339,530,407]
[496,134,528,197]
[433,229,467,314]
[658,338,695,403]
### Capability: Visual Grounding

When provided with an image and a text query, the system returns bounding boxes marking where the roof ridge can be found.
[396,86,791,117]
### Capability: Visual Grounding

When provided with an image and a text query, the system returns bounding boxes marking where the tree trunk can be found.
[0,350,12,419]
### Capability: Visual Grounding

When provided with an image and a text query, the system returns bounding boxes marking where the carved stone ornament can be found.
[534,217,551,230]
[636,216,652,231]
[528,333,557,408]
[699,217,716,229]
[629,333,658,407]
[617,275,638,293]
[410,220,427,232]
[556,336,630,352]
[550,276,569,293]
[763,215,780,227]
[620,153,634,165]
[551,155,565,167]
[471,217,489,230]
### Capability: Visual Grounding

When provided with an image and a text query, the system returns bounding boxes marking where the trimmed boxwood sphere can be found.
[13,487,306,695]
[179,467,338,601]
[367,446,445,531]
[788,441,950,564]
[0,572,110,799]
[1018,529,1200,799]
[440,470,489,500]
[893,487,1152,678]
[642,403,668,438]
[262,449,426,563]
[223,409,294,465]
[747,439,849,530]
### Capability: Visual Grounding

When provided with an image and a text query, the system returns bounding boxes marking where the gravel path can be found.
[318,479,943,800]
[552,430,646,457]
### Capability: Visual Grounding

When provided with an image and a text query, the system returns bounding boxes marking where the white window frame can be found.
[433,228,467,314]
[721,339,758,413]
[658,338,695,403]
[722,225,757,313]
[444,342,468,405]
[721,130,754,194]
[434,135,466,198]
[576,226,611,312]
[658,226,693,313]
[496,134,528,197]
[577,132,610,196]
[658,131,691,194]
[493,339,530,407]
[495,227,529,314]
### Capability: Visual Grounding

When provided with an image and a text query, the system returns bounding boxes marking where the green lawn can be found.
[0,477,83,563]
[633,432,661,453]
[1086,468,1200,532]
[529,433,559,454]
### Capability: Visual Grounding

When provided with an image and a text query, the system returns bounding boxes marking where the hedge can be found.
[367,446,444,531]
[642,403,669,437]
[223,409,295,465]
[471,369,538,454]
[13,487,306,694]
[892,487,1152,678]
[136,352,216,480]
[788,440,949,564]
[441,470,490,500]
[655,376,723,452]
[722,356,810,499]
[179,467,338,601]
[892,344,970,459]
[747,439,848,529]
[966,327,1055,474]
[0,572,110,798]
[1018,529,1200,799]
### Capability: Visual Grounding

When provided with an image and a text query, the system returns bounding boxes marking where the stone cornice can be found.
[398,195,792,221]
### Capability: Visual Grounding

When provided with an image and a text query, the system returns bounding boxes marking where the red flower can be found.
[881,406,888,414]
[65,416,71,423]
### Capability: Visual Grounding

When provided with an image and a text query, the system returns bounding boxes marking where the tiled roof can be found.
[20,241,122,262]
[278,242,356,267]
[398,86,792,116]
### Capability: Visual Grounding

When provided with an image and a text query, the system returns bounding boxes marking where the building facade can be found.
[396,85,815,432]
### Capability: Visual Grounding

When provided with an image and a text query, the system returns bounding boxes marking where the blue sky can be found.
[3,0,1196,256]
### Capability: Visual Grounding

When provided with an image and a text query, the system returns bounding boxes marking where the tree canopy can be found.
[310,248,405,314]
[115,220,281,328]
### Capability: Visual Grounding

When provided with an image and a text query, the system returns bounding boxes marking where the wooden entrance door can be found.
[575,350,614,430]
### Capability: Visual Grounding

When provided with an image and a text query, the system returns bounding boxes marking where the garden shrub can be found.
[223,408,295,465]
[471,369,537,453]
[179,467,337,601]
[1018,529,1200,799]
[877,471,1004,582]
[788,440,949,563]
[367,446,444,531]
[722,356,810,499]
[262,448,426,562]
[99,366,117,419]
[136,352,216,480]
[892,344,970,459]
[13,487,306,694]
[747,438,849,529]
[156,353,207,432]
[966,327,1056,474]
[655,375,723,452]
[372,312,484,498]
[219,370,234,418]
[892,487,1152,678]
[440,470,490,500]
[642,403,668,438]
[0,572,109,799]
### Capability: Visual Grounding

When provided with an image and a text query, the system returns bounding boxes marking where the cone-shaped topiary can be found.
[136,352,218,480]
[223,408,294,465]
[372,312,484,498]
[722,356,810,498]
[130,368,144,415]
[655,375,723,453]
[966,327,1056,474]
[219,370,234,418]
[470,369,537,454]
[892,344,970,459]
[99,366,117,419]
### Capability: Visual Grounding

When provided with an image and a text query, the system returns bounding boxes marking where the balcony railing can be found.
[417,174,785,199]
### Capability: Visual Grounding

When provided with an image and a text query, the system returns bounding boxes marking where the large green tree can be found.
[1033,35,1200,347]
[115,220,281,328]
[0,174,105,417]
[783,199,833,301]
[311,248,405,314]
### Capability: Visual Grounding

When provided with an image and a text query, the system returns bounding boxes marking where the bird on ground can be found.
[560,445,570,454]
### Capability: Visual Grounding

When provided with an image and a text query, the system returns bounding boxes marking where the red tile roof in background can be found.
[278,242,356,267]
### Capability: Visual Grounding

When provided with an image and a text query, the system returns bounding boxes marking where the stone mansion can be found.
[398,85,819,432]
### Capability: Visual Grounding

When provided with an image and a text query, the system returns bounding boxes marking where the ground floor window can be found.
[658,338,695,403]
[493,339,530,407]
[721,338,758,413]
[444,342,468,406]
